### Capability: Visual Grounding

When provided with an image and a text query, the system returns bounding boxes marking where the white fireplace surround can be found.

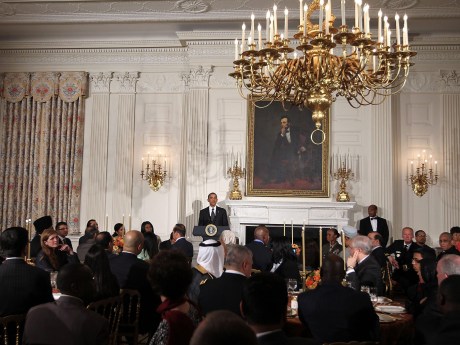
[223,200,356,245]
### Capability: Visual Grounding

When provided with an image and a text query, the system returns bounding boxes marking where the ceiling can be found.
[0,0,459,47]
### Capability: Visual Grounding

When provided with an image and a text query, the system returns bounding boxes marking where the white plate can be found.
[377,297,392,304]
[377,313,396,323]
[53,293,61,300]
[375,305,405,314]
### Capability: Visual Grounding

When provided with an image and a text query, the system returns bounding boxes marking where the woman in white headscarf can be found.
[187,239,225,304]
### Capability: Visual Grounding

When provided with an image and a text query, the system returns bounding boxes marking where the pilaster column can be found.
[442,94,460,229]
[178,66,213,235]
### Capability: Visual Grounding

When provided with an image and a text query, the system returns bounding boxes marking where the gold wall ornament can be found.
[227,160,246,200]
[230,0,416,144]
[140,158,167,192]
[408,151,438,197]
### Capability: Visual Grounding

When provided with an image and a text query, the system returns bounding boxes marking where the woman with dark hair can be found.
[148,250,201,345]
[141,221,161,243]
[270,237,301,290]
[408,253,438,318]
[138,221,160,260]
[322,228,343,257]
[36,229,78,272]
[112,223,125,238]
[84,244,120,301]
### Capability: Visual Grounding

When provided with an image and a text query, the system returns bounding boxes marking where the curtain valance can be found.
[0,72,87,103]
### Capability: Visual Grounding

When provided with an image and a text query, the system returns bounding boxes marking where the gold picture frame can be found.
[246,99,330,197]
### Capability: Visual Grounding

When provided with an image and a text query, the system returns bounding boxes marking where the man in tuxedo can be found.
[241,273,316,345]
[358,204,389,247]
[109,230,161,334]
[385,227,420,292]
[368,232,387,268]
[346,235,384,295]
[56,221,73,249]
[0,227,54,316]
[415,229,436,258]
[198,192,229,226]
[30,215,53,258]
[198,245,252,316]
[171,223,194,262]
[23,263,108,345]
[245,225,272,272]
[298,255,379,343]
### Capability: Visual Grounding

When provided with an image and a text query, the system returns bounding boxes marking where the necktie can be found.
[211,208,216,222]
[404,244,409,251]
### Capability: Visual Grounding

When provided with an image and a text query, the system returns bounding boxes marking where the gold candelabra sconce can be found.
[226,151,246,200]
[331,153,358,202]
[407,150,438,197]
[140,154,168,192]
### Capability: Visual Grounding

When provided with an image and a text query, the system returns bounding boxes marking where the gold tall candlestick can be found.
[319,227,323,267]
[283,221,286,237]
[342,229,346,270]
[302,226,306,275]
[227,159,245,200]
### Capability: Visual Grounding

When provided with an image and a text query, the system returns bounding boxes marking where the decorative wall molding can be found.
[137,73,185,93]
[182,65,213,88]
[403,70,460,93]
[89,72,112,93]
[111,72,139,94]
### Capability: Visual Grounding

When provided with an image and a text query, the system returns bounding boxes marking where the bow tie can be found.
[370,217,377,220]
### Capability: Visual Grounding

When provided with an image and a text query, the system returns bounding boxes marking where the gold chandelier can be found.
[230,0,416,144]
[408,151,438,197]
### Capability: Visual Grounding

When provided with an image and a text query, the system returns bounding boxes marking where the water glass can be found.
[286,279,297,292]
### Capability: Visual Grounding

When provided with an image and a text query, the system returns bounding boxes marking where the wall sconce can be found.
[140,153,168,192]
[408,150,438,197]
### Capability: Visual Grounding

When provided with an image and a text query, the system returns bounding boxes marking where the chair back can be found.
[0,314,25,345]
[87,295,122,345]
[382,260,393,297]
[118,289,141,345]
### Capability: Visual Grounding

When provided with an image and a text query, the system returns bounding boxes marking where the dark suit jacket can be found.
[172,237,194,259]
[59,237,73,250]
[198,206,229,226]
[109,252,161,333]
[0,258,54,316]
[23,296,109,345]
[198,272,247,316]
[426,311,460,345]
[298,282,379,343]
[273,259,302,290]
[347,255,384,295]
[358,216,389,247]
[436,246,460,262]
[258,329,318,345]
[370,246,387,268]
[30,235,41,258]
[385,240,420,289]
[245,240,272,272]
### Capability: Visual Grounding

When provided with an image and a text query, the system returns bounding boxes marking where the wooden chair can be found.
[87,295,123,345]
[0,314,25,345]
[118,289,142,345]
[382,261,393,297]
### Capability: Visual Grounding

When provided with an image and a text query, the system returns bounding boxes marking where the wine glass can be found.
[287,279,297,292]
[369,287,378,306]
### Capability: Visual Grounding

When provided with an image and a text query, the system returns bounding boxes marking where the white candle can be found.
[251,13,255,45]
[273,5,278,36]
[304,4,308,35]
[395,13,400,45]
[319,0,324,31]
[387,25,391,47]
[258,23,262,50]
[435,161,438,174]
[300,0,304,26]
[234,39,238,60]
[373,49,376,72]
[284,220,286,237]
[354,0,359,28]
[284,8,289,39]
[270,15,274,42]
[403,14,408,45]
[341,0,346,26]
[378,9,382,43]
[247,36,252,46]
[325,3,330,35]
[383,16,388,45]
[357,0,362,31]
[266,10,270,42]
[241,23,246,51]
[363,4,368,34]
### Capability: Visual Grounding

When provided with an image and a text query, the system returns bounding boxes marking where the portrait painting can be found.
[246,99,330,197]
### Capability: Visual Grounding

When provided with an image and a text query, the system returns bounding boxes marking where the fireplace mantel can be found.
[223,200,355,245]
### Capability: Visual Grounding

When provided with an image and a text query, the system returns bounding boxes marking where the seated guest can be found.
[79,219,98,244]
[346,235,384,295]
[298,255,379,343]
[30,215,53,258]
[386,226,420,292]
[77,226,98,262]
[245,226,272,272]
[342,225,358,259]
[188,239,225,304]
[437,232,460,261]
[270,237,301,290]
[220,230,238,256]
[190,310,257,345]
[109,230,161,334]
[112,223,125,238]
[241,273,317,345]
[56,221,73,249]
[138,232,159,261]
[36,229,78,272]
[407,254,437,318]
[368,232,387,268]
[148,250,201,345]
[0,227,54,316]
[415,230,436,258]
[171,224,193,262]
[95,231,116,259]
[450,226,460,251]
[427,275,460,345]
[199,245,252,316]
[141,220,161,246]
[322,228,343,257]
[159,232,174,251]
[23,263,109,345]
[84,244,119,301]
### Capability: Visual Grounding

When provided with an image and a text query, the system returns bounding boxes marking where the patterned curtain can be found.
[0,72,87,233]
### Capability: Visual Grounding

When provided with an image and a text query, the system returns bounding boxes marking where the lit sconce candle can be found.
[251,13,255,44]
[258,23,262,50]
[280,33,284,41]
[387,27,391,48]
[266,10,270,42]
[395,13,401,45]
[247,36,252,46]
[270,15,274,42]
[357,0,362,31]
[304,4,308,36]
[241,23,246,51]
[378,9,382,43]
[410,161,414,174]
[299,0,304,26]
[354,0,359,28]
[273,5,278,36]
[319,0,324,31]
[341,0,346,26]
[403,14,408,45]
[325,3,330,35]
[363,4,369,34]
[383,16,388,45]
[435,161,438,174]
[284,8,289,40]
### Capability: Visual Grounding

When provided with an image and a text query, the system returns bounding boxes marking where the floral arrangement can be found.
[113,237,124,254]
[292,243,301,256]
[305,269,321,290]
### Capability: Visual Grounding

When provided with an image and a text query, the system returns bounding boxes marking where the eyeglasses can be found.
[412,258,421,263]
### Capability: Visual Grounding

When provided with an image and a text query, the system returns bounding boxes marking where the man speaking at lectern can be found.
[198,192,229,226]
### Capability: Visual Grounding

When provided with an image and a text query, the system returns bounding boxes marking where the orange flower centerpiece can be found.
[305,269,321,290]
[113,236,124,254]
